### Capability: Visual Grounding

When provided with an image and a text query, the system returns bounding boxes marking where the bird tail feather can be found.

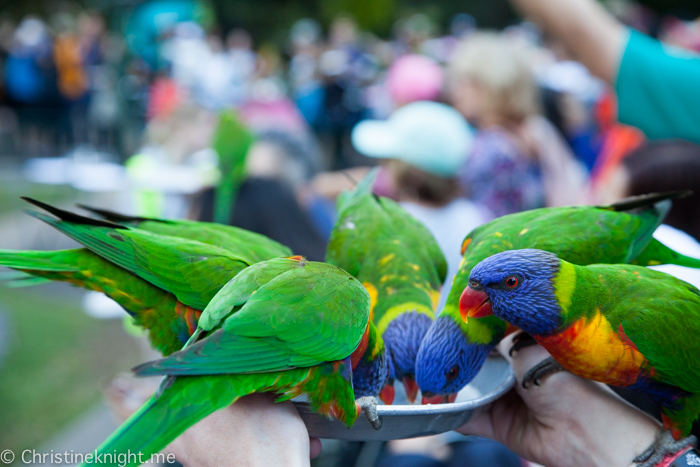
[81,375,247,467]
[0,249,90,287]
[636,238,700,270]
[336,167,379,214]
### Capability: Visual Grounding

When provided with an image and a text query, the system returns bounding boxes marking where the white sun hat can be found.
[351,101,474,177]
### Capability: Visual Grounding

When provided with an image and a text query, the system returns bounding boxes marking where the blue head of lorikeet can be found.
[415,317,491,403]
[460,249,563,335]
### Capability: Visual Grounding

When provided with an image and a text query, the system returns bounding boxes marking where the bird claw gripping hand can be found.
[634,430,697,467]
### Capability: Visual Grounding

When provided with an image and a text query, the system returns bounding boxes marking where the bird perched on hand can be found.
[416,192,700,404]
[0,199,289,354]
[326,169,447,404]
[80,256,379,467]
[462,248,700,467]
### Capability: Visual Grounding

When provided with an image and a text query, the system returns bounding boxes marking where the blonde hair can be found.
[448,32,538,123]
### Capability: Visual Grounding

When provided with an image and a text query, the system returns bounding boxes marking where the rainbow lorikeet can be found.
[461,249,700,467]
[326,169,447,404]
[79,256,379,467]
[0,199,286,355]
[416,192,700,404]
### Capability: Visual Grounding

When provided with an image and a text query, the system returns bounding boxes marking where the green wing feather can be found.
[211,110,254,223]
[135,259,370,376]
[78,204,292,263]
[0,248,206,354]
[25,209,249,311]
[578,264,700,393]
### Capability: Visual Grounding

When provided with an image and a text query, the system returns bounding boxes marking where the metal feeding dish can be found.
[294,355,514,441]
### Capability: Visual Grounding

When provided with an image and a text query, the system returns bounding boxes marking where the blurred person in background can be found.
[52,9,102,149]
[448,32,586,217]
[193,131,328,261]
[193,101,329,260]
[386,54,443,110]
[317,15,373,170]
[126,101,219,218]
[508,0,700,145]
[4,17,55,156]
[312,52,445,200]
[288,19,324,128]
[225,28,256,105]
[586,91,645,193]
[367,53,445,198]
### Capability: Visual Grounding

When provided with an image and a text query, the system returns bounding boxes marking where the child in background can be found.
[448,32,586,215]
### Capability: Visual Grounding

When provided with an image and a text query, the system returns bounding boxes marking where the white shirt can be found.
[400,199,491,312]
[649,224,700,290]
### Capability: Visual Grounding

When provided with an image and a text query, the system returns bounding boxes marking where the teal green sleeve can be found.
[616,29,700,144]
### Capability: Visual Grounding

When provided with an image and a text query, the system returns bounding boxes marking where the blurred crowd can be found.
[1,0,699,288]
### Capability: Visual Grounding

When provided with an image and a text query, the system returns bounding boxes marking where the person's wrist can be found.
[166,395,312,467]
[578,386,660,467]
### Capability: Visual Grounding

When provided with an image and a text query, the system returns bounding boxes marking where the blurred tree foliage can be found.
[0,0,698,46]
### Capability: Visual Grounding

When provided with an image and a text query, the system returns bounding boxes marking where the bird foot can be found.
[509,333,538,357]
[356,396,382,430]
[522,357,565,389]
[633,430,697,467]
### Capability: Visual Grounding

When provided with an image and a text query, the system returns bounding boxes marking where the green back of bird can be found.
[78,205,292,263]
[131,219,292,263]
[326,171,446,332]
[28,210,251,311]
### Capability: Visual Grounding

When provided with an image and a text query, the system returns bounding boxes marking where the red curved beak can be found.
[421,393,458,405]
[459,287,492,322]
[379,383,395,405]
[402,376,419,404]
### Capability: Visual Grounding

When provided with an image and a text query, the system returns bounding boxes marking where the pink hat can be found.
[387,54,444,105]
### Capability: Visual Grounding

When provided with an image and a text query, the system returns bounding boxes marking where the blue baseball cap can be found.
[351,101,474,177]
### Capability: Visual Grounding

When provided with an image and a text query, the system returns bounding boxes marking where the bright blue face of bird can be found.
[463,249,563,337]
[415,314,492,400]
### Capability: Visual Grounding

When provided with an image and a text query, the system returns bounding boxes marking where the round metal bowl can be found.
[294,354,514,441]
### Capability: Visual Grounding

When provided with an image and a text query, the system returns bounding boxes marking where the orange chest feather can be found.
[535,312,647,387]
[350,323,370,369]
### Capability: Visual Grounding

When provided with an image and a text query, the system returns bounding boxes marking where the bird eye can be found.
[505,276,519,288]
[446,365,459,381]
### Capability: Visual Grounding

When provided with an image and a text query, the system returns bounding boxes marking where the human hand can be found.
[457,332,660,467]
[166,394,322,467]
